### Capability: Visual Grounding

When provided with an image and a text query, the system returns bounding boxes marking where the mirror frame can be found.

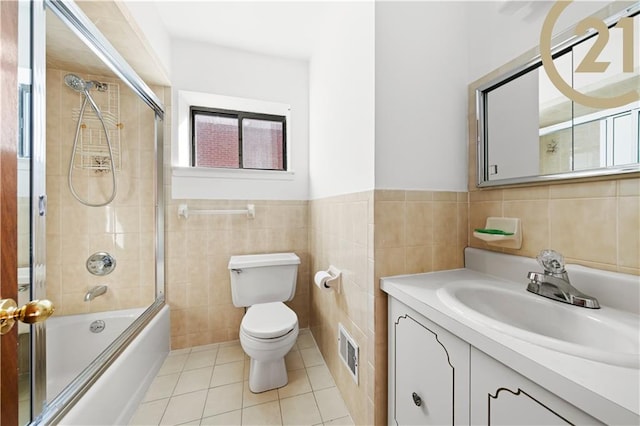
[473,1,640,188]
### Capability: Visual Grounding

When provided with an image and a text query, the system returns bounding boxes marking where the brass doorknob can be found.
[0,298,55,335]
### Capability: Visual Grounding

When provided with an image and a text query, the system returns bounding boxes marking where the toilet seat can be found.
[242,302,297,339]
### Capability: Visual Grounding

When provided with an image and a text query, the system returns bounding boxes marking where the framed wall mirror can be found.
[476,2,639,187]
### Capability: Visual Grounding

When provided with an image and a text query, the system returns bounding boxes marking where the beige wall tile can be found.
[375,190,405,202]
[469,189,503,202]
[433,202,457,245]
[550,198,617,265]
[618,178,640,196]
[374,201,406,248]
[469,179,638,275]
[618,197,640,269]
[503,186,549,201]
[549,180,616,199]
[405,190,433,201]
[405,202,433,246]
[503,200,550,257]
[48,68,159,316]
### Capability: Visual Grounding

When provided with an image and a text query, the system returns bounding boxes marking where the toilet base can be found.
[248,357,288,393]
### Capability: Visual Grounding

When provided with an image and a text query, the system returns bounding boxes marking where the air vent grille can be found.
[338,323,358,384]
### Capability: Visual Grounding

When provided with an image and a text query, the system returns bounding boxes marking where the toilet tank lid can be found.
[228,252,300,269]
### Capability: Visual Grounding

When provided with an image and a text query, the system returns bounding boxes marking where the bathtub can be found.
[44,305,169,425]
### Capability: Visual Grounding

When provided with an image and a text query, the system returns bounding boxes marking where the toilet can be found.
[228,252,301,393]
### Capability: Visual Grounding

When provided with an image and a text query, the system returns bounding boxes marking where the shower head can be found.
[64,74,88,92]
[64,74,108,93]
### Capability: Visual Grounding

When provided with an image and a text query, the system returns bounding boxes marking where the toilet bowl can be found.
[228,253,301,393]
[240,302,299,393]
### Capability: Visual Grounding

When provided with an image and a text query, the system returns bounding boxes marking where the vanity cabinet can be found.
[388,298,600,425]
[470,348,602,425]
[389,298,470,425]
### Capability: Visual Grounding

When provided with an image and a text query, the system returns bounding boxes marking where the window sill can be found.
[172,166,295,181]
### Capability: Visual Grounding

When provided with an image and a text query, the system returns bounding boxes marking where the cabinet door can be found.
[470,348,602,425]
[389,299,469,425]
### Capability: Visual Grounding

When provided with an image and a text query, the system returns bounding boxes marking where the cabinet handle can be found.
[412,392,422,407]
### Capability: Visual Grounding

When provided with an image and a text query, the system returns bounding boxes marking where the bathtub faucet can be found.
[84,285,108,302]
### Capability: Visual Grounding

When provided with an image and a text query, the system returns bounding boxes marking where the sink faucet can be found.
[84,285,108,302]
[527,250,600,309]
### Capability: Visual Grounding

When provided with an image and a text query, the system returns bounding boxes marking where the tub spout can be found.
[84,285,108,302]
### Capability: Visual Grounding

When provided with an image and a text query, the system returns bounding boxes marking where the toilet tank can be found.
[228,252,301,307]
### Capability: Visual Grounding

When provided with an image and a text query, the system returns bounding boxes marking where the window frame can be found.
[190,106,288,171]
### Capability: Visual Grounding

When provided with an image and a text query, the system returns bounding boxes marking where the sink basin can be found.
[437,280,640,368]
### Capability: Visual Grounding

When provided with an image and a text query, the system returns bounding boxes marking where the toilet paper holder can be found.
[314,266,342,293]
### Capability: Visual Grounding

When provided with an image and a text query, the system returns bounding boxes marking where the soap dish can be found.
[473,217,522,249]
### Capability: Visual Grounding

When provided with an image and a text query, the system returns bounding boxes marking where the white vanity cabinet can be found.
[389,298,470,425]
[470,348,601,425]
[383,249,640,425]
[388,299,602,426]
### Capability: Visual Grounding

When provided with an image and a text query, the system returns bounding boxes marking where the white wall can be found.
[170,39,309,200]
[309,2,375,199]
[374,1,470,192]
[466,1,611,83]
[120,1,172,79]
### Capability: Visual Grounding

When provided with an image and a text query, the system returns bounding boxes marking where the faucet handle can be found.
[536,250,565,274]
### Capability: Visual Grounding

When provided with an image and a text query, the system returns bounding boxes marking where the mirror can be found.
[476,4,639,187]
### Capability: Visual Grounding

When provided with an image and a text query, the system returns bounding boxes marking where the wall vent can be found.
[338,323,358,384]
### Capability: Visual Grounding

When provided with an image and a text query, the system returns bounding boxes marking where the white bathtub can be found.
[48,305,169,425]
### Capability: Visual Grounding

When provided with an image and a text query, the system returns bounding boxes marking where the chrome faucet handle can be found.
[536,250,565,274]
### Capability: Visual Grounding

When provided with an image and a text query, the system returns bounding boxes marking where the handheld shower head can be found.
[64,74,88,92]
[64,74,108,93]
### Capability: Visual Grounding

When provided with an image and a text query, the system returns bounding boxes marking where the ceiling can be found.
[150,1,344,60]
[47,1,170,86]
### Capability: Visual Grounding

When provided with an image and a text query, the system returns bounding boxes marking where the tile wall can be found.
[164,198,310,349]
[309,191,373,426]
[371,189,468,425]
[45,68,158,315]
[469,178,640,275]
[309,189,468,425]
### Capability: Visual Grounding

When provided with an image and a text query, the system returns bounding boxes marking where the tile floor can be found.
[129,329,354,425]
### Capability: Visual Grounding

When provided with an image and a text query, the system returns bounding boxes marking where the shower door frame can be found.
[31,0,166,423]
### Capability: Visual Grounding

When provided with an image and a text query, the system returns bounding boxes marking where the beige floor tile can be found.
[285,348,304,371]
[202,382,243,418]
[136,333,352,426]
[159,390,207,425]
[280,393,322,426]
[216,344,246,364]
[200,409,242,426]
[191,343,219,353]
[158,354,188,376]
[300,346,324,368]
[129,398,168,425]
[323,415,354,425]
[244,359,250,380]
[183,348,217,371]
[277,369,311,399]
[306,364,335,391]
[296,333,316,350]
[314,387,349,422]
[173,367,214,395]
[210,360,244,388]
[243,380,279,407]
[143,373,179,402]
[241,401,282,425]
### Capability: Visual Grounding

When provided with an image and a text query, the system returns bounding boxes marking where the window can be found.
[191,107,287,171]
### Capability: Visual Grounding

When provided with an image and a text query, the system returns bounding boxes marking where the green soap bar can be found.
[474,228,514,236]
